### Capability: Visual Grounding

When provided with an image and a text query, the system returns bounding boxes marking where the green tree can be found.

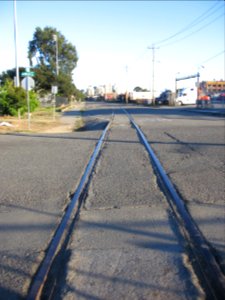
[133,86,149,92]
[74,87,85,101]
[28,26,78,97]
[0,67,26,85]
[0,80,39,116]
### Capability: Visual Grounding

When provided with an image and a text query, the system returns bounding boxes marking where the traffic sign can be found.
[21,71,35,77]
[21,77,35,91]
[51,85,58,94]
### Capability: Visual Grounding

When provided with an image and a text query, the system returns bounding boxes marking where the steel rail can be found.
[26,118,113,300]
[124,109,225,299]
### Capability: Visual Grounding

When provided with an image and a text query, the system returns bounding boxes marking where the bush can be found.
[0,80,39,116]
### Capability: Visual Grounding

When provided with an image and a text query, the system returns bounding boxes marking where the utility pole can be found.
[13,0,20,87]
[125,65,128,103]
[148,44,159,105]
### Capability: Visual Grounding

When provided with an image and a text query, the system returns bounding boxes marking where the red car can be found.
[200,95,210,101]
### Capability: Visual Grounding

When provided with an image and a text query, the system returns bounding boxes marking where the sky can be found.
[0,0,224,95]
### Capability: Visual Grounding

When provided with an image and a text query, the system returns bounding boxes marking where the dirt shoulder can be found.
[0,102,85,134]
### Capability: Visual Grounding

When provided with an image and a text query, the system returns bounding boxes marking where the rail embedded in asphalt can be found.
[26,107,225,299]
[26,117,113,300]
[123,108,225,299]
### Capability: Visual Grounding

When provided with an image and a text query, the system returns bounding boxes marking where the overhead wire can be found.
[158,12,224,48]
[154,1,224,47]
[128,1,224,81]
[200,50,225,64]
[180,1,222,28]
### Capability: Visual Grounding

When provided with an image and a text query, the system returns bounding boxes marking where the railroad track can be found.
[27,109,225,300]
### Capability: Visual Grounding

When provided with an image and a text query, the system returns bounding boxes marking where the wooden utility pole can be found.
[148,44,159,105]
[125,65,128,103]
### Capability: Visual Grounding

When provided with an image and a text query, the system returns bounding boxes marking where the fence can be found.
[39,94,68,107]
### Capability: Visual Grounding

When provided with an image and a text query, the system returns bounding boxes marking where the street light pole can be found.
[174,72,180,106]
[52,34,59,120]
[53,34,59,76]
[148,44,159,105]
[125,65,128,103]
[197,65,204,103]
[13,0,20,87]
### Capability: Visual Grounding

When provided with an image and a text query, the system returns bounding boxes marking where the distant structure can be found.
[86,84,118,101]
[87,86,94,97]
[200,80,225,95]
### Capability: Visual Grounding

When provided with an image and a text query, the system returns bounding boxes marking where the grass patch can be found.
[0,103,85,134]
[73,117,85,131]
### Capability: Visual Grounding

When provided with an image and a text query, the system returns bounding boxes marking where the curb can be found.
[186,108,225,117]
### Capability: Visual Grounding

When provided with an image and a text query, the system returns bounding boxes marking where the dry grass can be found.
[0,102,85,134]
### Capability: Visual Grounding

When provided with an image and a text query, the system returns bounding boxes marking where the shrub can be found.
[0,80,39,116]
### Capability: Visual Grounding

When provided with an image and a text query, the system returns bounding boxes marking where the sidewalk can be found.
[55,114,202,300]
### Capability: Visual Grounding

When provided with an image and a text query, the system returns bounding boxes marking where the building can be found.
[87,86,94,97]
[200,81,225,95]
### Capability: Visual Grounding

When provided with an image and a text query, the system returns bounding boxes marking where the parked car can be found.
[155,90,172,105]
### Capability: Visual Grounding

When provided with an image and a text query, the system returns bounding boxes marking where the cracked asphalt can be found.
[0,130,103,299]
[56,112,204,300]
[0,101,224,299]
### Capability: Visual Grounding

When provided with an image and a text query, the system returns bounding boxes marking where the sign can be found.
[51,86,58,94]
[21,71,35,77]
[21,77,35,91]
[176,73,200,82]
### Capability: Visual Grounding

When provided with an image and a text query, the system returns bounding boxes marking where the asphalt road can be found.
[0,101,224,299]
[129,105,225,272]
[57,102,224,299]
[0,129,104,299]
[57,112,202,299]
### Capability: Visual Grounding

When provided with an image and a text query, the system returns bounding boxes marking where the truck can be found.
[129,91,152,105]
[175,87,197,105]
[104,93,117,101]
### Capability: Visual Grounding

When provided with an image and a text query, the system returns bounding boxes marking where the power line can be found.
[158,12,224,48]
[154,1,223,46]
[200,50,225,64]
[154,1,222,46]
[180,1,223,30]
[129,2,224,70]
[128,2,224,91]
